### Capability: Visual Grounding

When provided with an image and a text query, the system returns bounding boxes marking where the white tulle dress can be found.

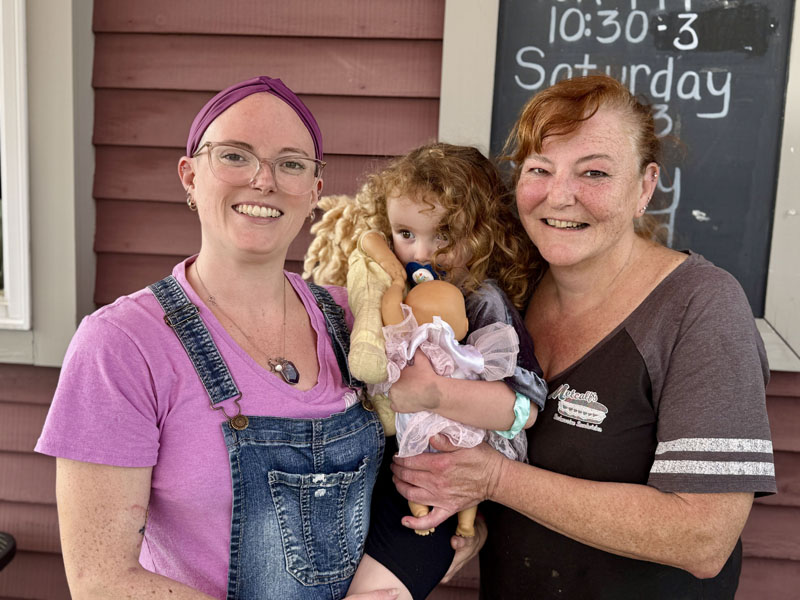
[369,304,527,461]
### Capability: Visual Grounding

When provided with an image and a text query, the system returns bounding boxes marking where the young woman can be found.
[37,76,394,600]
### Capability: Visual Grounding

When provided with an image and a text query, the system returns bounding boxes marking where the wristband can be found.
[494,392,531,439]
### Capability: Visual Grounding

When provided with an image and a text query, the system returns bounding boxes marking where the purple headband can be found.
[186,76,323,160]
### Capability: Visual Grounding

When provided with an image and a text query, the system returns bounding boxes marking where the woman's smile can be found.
[234,203,283,219]
[543,218,588,230]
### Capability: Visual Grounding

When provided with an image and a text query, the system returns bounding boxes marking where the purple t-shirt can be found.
[36,257,357,598]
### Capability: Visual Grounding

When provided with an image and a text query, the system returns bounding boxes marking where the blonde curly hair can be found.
[303,143,543,310]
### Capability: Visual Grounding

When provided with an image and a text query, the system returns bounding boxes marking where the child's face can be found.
[386,193,469,275]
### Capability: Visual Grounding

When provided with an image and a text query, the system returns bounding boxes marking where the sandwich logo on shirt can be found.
[549,383,608,433]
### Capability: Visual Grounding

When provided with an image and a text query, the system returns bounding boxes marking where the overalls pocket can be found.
[269,457,371,586]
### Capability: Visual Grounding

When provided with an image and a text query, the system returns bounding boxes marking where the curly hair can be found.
[503,74,663,240]
[304,143,543,310]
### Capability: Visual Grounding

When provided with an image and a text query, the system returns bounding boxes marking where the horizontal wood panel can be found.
[94,253,307,307]
[738,557,800,600]
[0,402,49,453]
[766,396,800,453]
[0,501,60,554]
[94,146,391,203]
[766,371,800,397]
[0,453,55,504]
[742,504,800,560]
[94,90,438,156]
[95,253,185,305]
[0,550,69,600]
[96,199,320,261]
[95,199,201,256]
[93,0,445,39]
[93,34,442,97]
[756,451,800,507]
[0,365,60,406]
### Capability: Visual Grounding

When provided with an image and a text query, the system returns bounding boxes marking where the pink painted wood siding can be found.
[0,365,69,600]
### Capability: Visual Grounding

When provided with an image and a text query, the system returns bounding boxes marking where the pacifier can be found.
[405,262,441,287]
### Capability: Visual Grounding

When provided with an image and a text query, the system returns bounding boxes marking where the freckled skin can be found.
[515,107,657,271]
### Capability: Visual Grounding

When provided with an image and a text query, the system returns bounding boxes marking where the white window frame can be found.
[0,0,30,330]
[439,0,800,371]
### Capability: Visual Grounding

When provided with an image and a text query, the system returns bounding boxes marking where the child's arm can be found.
[390,359,537,431]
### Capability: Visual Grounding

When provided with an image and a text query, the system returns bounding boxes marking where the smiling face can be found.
[515,107,658,270]
[386,192,470,281]
[178,92,321,260]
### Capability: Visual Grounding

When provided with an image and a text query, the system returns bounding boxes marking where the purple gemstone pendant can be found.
[270,358,300,385]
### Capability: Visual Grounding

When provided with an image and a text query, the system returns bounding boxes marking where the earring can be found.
[187,192,197,211]
[639,196,652,215]
[308,208,316,223]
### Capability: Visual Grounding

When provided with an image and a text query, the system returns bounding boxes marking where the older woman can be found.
[389,75,776,598]
[36,77,394,600]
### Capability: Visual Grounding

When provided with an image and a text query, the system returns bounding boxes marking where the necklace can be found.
[194,261,300,385]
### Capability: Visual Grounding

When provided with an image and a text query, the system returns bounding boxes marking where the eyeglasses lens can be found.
[208,144,319,194]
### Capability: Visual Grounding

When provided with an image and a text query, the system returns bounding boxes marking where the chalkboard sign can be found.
[491,0,795,316]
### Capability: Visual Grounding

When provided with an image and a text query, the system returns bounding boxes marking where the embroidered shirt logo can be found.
[549,383,608,432]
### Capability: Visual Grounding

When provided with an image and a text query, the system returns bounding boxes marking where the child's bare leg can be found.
[347,552,412,600]
[455,506,478,538]
[408,501,435,536]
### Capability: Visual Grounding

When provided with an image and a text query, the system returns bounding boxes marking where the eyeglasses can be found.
[193,142,326,195]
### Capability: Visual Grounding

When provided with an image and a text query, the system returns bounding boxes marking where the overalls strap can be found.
[307,282,364,389]
[148,275,240,406]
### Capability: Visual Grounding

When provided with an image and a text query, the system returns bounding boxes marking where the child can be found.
[304,143,547,600]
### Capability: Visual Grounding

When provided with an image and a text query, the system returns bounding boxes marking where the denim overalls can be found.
[150,275,384,600]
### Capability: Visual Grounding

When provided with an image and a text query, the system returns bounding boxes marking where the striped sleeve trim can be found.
[648,437,776,492]
[650,459,774,477]
[655,438,773,455]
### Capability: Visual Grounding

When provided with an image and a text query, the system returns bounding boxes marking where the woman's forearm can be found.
[68,567,217,600]
[436,377,517,430]
[492,459,753,578]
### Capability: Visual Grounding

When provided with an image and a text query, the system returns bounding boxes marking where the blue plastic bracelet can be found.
[495,392,531,439]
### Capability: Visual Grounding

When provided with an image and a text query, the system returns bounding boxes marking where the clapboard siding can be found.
[94,253,187,305]
[756,451,800,507]
[0,501,60,554]
[0,402,49,453]
[93,0,445,39]
[94,146,390,203]
[767,396,800,454]
[94,34,442,97]
[765,371,800,397]
[94,90,438,155]
[0,364,60,406]
[0,453,56,505]
[739,558,800,600]
[0,551,69,600]
[742,503,800,560]
[0,362,63,597]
